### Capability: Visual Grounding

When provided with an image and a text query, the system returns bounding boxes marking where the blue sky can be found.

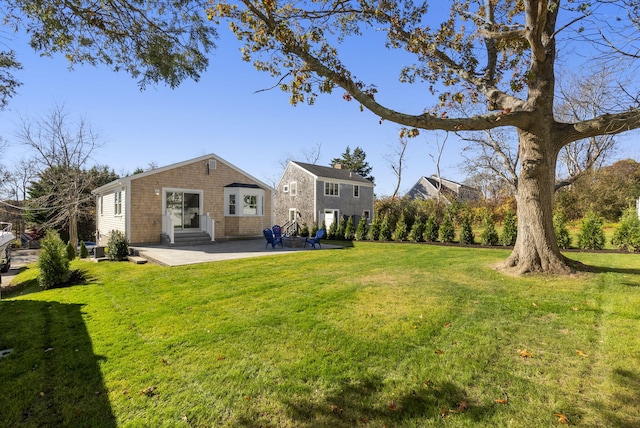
[0,25,476,197]
[1,15,638,197]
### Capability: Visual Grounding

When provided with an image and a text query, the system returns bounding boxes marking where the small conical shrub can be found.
[379,215,392,241]
[368,215,381,241]
[459,215,475,245]
[79,241,89,258]
[354,217,368,241]
[66,241,76,261]
[577,211,605,250]
[500,211,517,246]
[408,218,425,242]
[480,215,499,246]
[553,213,572,249]
[106,230,130,261]
[612,207,640,252]
[425,214,439,242]
[344,216,355,240]
[392,213,408,241]
[439,215,455,243]
[38,230,71,289]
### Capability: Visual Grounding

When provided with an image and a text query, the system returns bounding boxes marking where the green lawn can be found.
[1,243,639,427]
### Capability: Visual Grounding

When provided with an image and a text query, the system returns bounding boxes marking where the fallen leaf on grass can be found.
[435,349,444,355]
[495,399,508,404]
[444,322,452,328]
[576,350,588,357]
[456,400,468,412]
[572,307,579,311]
[554,413,570,424]
[518,349,533,358]
[140,386,157,397]
[440,406,449,418]
[161,358,169,365]
[387,401,399,411]
[330,404,343,414]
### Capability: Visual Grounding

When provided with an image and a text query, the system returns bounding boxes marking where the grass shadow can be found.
[0,300,116,426]
[1,268,95,299]
[258,375,493,427]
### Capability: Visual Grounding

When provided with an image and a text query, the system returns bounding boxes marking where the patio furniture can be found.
[272,225,283,240]
[304,229,325,249]
[263,228,283,249]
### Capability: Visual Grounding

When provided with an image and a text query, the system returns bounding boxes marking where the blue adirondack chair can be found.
[305,229,325,249]
[272,225,283,241]
[263,228,283,249]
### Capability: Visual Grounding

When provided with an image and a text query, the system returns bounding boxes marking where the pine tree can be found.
[392,213,408,241]
[460,215,475,245]
[425,214,440,242]
[439,215,455,243]
[354,217,368,241]
[500,211,517,246]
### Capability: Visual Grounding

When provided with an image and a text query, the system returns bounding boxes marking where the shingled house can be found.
[274,161,375,234]
[407,176,481,204]
[92,154,273,245]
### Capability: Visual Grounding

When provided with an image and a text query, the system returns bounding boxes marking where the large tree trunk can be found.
[500,130,574,275]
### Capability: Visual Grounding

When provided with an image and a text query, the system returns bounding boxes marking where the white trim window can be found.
[324,181,339,196]
[114,191,122,215]
[353,185,360,198]
[224,186,265,216]
[229,194,236,215]
[363,210,371,220]
[290,181,297,196]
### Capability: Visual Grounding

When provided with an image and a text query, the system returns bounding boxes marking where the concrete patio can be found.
[132,238,340,267]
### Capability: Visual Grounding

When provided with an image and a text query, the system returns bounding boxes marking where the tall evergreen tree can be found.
[330,146,374,183]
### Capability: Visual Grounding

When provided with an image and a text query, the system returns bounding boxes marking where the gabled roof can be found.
[406,175,480,202]
[290,161,374,186]
[92,153,273,194]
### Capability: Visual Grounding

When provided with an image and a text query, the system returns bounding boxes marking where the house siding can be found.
[274,164,316,228]
[273,161,375,231]
[96,190,127,244]
[94,155,272,245]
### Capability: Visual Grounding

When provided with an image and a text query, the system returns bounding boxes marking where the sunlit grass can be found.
[1,243,639,426]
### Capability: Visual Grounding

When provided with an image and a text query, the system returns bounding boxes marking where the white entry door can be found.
[324,209,338,229]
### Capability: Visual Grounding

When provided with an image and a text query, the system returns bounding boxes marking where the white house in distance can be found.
[92,153,273,246]
[406,175,482,204]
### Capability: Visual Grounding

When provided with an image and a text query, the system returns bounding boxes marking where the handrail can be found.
[162,211,175,244]
[200,213,215,241]
[282,220,298,237]
[0,222,12,235]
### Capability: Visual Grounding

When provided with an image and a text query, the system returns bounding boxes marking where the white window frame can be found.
[283,184,289,193]
[324,181,339,197]
[290,181,297,196]
[224,187,265,217]
[114,190,122,216]
[363,210,371,220]
[353,185,360,198]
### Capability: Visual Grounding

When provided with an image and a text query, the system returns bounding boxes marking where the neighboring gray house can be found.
[407,176,481,204]
[274,161,375,233]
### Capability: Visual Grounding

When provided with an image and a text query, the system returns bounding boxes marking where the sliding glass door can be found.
[166,191,200,230]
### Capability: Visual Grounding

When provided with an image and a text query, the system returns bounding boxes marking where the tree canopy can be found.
[0,0,217,108]
[330,146,374,182]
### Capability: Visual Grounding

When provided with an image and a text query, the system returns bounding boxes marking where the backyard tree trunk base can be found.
[499,244,574,276]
